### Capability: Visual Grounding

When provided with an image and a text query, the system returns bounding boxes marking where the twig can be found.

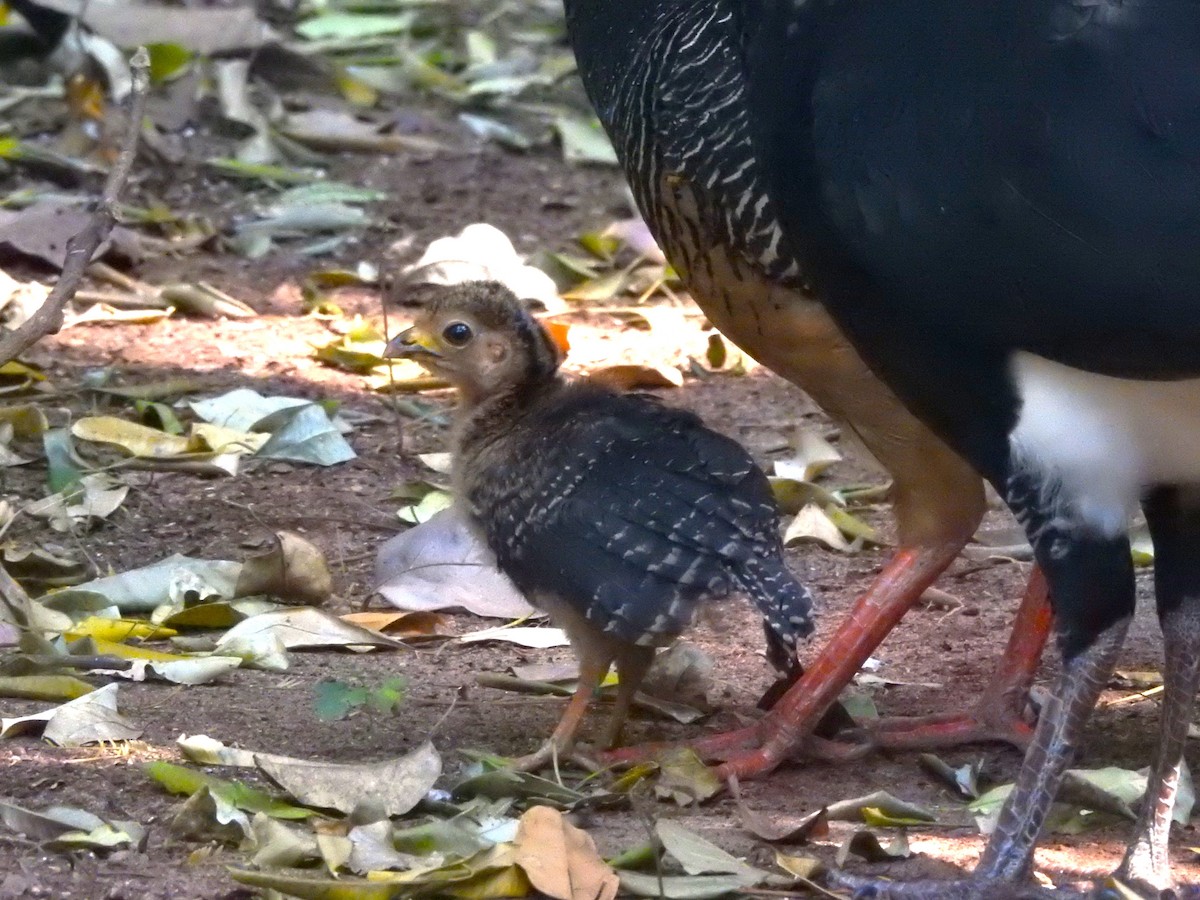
[0,47,149,366]
[22,654,133,671]
[0,561,34,630]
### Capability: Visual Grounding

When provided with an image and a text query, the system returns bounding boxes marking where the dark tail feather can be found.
[740,557,856,737]
[737,554,815,663]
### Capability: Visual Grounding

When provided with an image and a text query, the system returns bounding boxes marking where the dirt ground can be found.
[1,134,1198,899]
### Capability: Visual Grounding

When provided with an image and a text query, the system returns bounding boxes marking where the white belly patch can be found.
[1008,351,1200,538]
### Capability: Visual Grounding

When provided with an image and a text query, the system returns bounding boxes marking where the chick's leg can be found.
[603,645,656,749]
[508,647,612,773]
[602,542,964,772]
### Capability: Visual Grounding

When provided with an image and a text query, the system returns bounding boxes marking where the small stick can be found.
[0,47,150,366]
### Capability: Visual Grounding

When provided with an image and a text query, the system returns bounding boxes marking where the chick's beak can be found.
[384,326,441,359]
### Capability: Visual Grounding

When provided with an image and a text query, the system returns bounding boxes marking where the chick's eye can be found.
[442,322,472,346]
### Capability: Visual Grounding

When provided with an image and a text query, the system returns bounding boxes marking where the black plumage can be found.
[385,281,814,768]
[575,1,1200,896]
[565,0,1055,772]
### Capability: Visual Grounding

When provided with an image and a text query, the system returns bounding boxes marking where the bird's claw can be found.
[505,742,602,774]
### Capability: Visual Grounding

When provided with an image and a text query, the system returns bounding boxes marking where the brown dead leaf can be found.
[340,610,449,641]
[586,364,683,391]
[513,806,619,900]
[235,532,332,605]
[728,775,828,844]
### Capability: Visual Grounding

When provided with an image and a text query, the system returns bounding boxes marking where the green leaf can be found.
[554,115,618,166]
[134,400,185,435]
[314,680,371,721]
[146,43,193,83]
[205,158,325,185]
[43,429,83,493]
[229,867,401,899]
[144,761,314,819]
[295,11,416,41]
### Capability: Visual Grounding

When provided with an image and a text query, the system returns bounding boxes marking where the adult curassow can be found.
[586,1,1200,896]
[564,0,1054,771]
[385,280,818,771]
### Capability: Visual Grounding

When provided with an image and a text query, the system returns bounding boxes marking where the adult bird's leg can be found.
[1116,489,1200,893]
[864,567,1051,751]
[508,650,612,773]
[1117,602,1200,892]
[602,541,964,774]
[831,616,1129,899]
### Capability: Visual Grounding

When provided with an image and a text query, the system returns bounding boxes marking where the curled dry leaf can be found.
[728,774,829,844]
[835,829,911,865]
[653,749,722,806]
[783,503,853,553]
[235,531,333,606]
[216,607,403,654]
[255,741,442,817]
[170,786,251,844]
[340,610,449,641]
[249,813,321,868]
[512,806,619,900]
[774,429,843,482]
[825,791,935,825]
[374,507,534,618]
[0,800,145,852]
[586,363,683,392]
[398,223,564,313]
[1,683,141,745]
[346,819,422,874]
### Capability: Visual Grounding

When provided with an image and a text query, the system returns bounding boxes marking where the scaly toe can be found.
[826,871,1071,900]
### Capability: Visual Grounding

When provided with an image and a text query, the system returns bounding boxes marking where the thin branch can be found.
[0,46,150,366]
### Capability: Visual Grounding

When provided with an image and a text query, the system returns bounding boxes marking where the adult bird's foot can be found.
[826,871,1067,900]
[862,691,1037,752]
[597,720,875,776]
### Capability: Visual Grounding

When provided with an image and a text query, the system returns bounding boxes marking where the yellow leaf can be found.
[0,675,95,701]
[71,417,191,458]
[189,423,269,455]
[861,806,929,827]
[229,868,401,899]
[774,851,824,880]
[335,70,378,107]
[65,617,177,643]
[0,405,48,438]
[67,636,191,662]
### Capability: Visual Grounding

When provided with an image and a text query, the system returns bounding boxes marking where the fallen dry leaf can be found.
[255,741,442,817]
[235,532,333,605]
[513,806,619,900]
[340,610,449,640]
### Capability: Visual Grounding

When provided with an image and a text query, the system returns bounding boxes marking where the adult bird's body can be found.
[729,0,1200,895]
[564,0,1054,769]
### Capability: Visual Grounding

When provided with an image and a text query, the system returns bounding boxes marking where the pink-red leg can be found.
[602,543,963,773]
[865,566,1051,751]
